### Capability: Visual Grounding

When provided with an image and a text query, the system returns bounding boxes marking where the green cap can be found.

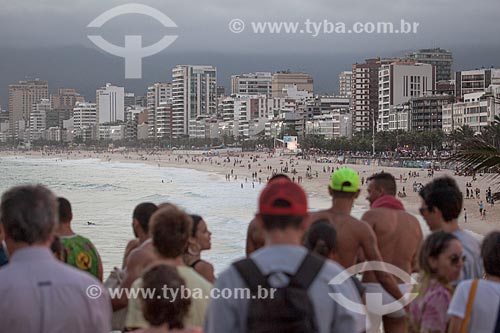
[330,168,360,192]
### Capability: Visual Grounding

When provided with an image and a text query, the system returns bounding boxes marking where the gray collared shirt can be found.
[0,246,111,333]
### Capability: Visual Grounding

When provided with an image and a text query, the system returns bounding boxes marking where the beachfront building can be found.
[73,102,97,130]
[305,96,350,119]
[172,65,217,138]
[388,104,410,131]
[306,109,352,139]
[124,93,136,109]
[378,62,435,131]
[147,82,172,138]
[231,72,272,97]
[29,99,51,141]
[455,68,500,99]
[98,124,125,141]
[96,83,124,124]
[442,92,489,134]
[271,72,313,98]
[339,71,353,97]
[405,48,453,81]
[408,95,454,131]
[351,59,380,133]
[8,79,49,138]
[124,106,145,141]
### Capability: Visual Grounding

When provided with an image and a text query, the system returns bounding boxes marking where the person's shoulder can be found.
[178,266,213,289]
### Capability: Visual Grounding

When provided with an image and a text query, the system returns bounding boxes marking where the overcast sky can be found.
[1,0,499,53]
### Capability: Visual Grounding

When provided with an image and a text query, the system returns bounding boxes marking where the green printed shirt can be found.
[61,235,100,279]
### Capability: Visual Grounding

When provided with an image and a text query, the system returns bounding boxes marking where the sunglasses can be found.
[449,254,466,265]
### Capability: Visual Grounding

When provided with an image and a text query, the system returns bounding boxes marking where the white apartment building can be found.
[98,124,125,141]
[339,71,353,97]
[378,62,435,131]
[29,99,51,141]
[96,83,125,124]
[73,102,97,129]
[147,82,172,138]
[172,65,217,137]
[442,92,490,134]
[388,104,410,131]
[231,72,272,97]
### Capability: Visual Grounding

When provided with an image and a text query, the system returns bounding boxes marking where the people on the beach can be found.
[419,177,484,281]
[130,264,202,333]
[205,178,365,333]
[408,232,464,333]
[125,205,212,331]
[363,172,423,333]
[448,231,500,333]
[307,168,404,302]
[57,197,103,281]
[0,185,111,332]
[184,214,215,283]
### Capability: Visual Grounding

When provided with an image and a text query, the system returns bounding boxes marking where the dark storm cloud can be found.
[0,0,499,53]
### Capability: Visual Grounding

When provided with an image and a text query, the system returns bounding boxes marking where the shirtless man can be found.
[112,202,159,311]
[362,172,423,333]
[308,168,403,307]
[121,202,159,267]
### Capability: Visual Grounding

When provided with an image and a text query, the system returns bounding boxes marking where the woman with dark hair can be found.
[448,231,500,333]
[131,264,201,333]
[408,231,464,333]
[184,214,214,283]
[304,219,337,258]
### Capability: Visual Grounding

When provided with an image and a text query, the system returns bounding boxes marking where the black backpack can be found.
[233,252,325,333]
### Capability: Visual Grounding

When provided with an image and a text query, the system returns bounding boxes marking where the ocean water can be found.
[0,156,434,277]
[0,156,340,275]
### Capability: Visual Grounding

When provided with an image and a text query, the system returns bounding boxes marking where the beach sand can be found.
[2,149,499,237]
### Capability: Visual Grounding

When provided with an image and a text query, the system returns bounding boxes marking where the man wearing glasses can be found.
[419,176,484,281]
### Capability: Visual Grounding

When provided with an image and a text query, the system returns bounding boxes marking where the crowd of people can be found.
[0,167,499,333]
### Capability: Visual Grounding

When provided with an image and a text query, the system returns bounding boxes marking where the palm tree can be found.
[451,133,500,174]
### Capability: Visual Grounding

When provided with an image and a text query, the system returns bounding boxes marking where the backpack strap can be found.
[290,253,325,289]
[494,294,500,333]
[460,278,478,333]
[233,258,269,293]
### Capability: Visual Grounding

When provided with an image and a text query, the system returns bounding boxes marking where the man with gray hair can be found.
[0,185,111,333]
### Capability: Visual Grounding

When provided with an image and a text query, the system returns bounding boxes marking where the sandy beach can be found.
[1,149,499,238]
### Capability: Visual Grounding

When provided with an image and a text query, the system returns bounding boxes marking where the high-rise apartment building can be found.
[351,59,381,133]
[378,62,435,131]
[30,99,51,141]
[96,83,125,124]
[8,79,48,136]
[147,83,172,138]
[172,65,217,138]
[271,73,313,98]
[73,102,97,129]
[405,48,453,81]
[339,71,353,97]
[231,72,272,97]
[49,88,84,128]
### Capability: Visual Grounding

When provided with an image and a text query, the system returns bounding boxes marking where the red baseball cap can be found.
[258,179,308,216]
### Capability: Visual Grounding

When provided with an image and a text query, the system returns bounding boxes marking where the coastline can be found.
[1,149,498,238]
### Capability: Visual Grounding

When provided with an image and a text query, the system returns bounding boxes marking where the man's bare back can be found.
[308,210,374,269]
[362,207,422,283]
